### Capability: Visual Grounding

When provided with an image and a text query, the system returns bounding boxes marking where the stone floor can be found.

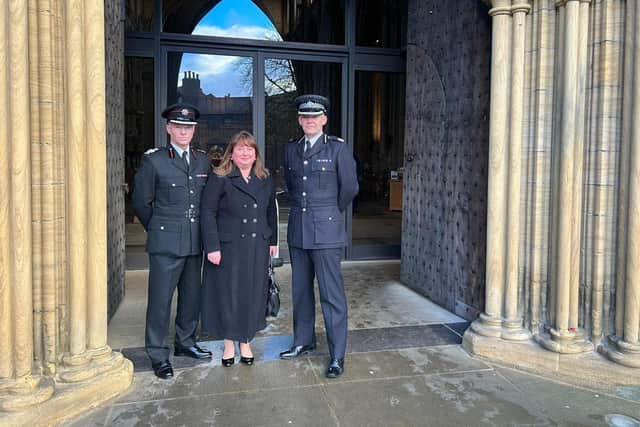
[68,261,640,427]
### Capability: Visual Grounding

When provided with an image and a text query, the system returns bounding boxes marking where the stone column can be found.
[0,0,55,411]
[536,0,592,354]
[503,1,532,340]
[602,0,640,368]
[470,0,531,340]
[0,1,132,424]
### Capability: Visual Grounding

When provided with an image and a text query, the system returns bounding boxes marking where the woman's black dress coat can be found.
[200,168,277,342]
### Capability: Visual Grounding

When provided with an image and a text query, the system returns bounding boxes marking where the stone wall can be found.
[402,0,491,320]
[105,0,126,320]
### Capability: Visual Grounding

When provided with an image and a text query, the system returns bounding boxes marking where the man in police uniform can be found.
[279,95,359,378]
[132,103,212,379]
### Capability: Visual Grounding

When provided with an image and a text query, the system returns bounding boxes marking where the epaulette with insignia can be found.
[289,136,304,144]
[194,148,206,154]
[327,135,344,143]
[144,148,160,155]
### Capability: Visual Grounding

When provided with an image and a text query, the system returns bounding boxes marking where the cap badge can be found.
[181,109,190,116]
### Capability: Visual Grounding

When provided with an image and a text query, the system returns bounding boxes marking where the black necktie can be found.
[182,151,190,171]
[305,139,311,153]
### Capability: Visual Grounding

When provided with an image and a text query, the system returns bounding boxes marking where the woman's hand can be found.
[269,246,278,257]
[207,251,222,265]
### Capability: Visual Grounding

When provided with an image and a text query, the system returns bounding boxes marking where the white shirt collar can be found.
[305,133,322,149]
[171,143,189,158]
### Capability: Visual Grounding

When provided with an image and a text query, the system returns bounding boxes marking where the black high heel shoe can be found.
[221,356,235,367]
[240,356,254,365]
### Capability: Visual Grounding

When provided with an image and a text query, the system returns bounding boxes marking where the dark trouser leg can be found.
[312,248,347,360]
[289,246,317,346]
[174,254,203,348]
[146,254,184,364]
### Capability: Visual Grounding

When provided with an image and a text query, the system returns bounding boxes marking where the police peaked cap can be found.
[295,94,329,116]
[161,103,200,125]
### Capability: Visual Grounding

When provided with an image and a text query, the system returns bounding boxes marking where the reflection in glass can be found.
[163,0,344,45]
[125,0,154,32]
[167,52,253,158]
[356,0,407,48]
[263,59,342,254]
[125,57,154,225]
[352,71,405,256]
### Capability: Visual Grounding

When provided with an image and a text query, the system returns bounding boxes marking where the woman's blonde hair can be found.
[213,130,269,179]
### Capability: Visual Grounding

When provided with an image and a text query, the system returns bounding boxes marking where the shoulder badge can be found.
[144,148,160,155]
[327,135,344,143]
[194,148,206,154]
[288,136,303,144]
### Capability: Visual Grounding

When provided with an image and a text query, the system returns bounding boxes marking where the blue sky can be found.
[177,0,285,97]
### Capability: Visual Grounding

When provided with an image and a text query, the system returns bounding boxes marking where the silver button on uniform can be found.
[242,218,247,223]
[251,233,256,238]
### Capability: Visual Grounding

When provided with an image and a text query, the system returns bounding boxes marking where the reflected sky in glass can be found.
[177,0,294,97]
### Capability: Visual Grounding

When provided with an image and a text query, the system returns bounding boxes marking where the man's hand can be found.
[207,251,222,265]
[269,246,278,257]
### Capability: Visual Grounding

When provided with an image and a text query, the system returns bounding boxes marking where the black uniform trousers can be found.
[146,252,202,364]
[289,246,347,360]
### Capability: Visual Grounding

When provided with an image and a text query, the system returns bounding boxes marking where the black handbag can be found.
[266,262,280,317]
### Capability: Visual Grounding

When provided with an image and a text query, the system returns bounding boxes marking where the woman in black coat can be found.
[200,131,278,366]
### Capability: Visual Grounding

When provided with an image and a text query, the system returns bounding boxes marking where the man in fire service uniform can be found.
[132,103,212,379]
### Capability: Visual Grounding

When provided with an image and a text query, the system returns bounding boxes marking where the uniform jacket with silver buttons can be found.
[132,144,211,256]
[284,133,359,249]
[200,169,277,253]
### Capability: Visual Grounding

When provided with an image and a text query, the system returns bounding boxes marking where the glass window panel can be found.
[356,0,407,48]
[126,0,154,32]
[352,71,405,254]
[167,52,253,158]
[263,59,342,253]
[125,57,155,226]
[163,0,344,45]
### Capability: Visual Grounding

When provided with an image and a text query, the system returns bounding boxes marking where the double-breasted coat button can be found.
[302,176,307,180]
[251,232,256,238]
[190,218,195,222]
[190,190,194,194]
[243,204,247,208]
[241,234,246,238]
[172,183,176,187]
[252,218,257,223]
[190,204,195,208]
[188,176,192,180]
[242,218,248,223]
[303,160,308,165]
[302,208,306,212]
[160,226,165,230]
[302,192,306,196]
[253,203,258,208]
[322,167,326,171]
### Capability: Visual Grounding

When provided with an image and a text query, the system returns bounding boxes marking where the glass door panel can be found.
[166,51,254,160]
[263,58,343,259]
[125,57,155,269]
[352,71,405,258]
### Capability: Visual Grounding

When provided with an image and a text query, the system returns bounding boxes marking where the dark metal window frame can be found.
[124,0,405,259]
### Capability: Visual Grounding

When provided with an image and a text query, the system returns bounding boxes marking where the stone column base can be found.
[0,353,133,426]
[463,329,640,391]
[599,335,640,368]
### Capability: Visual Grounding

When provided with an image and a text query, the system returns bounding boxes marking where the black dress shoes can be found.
[174,344,213,359]
[152,361,174,379]
[326,358,344,378]
[240,356,254,366]
[221,356,235,367]
[279,343,316,359]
